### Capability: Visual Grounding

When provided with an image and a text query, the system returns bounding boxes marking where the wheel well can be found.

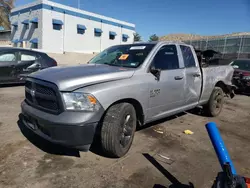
[215,81,228,93]
[112,98,144,126]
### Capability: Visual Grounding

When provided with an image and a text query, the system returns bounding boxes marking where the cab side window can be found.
[0,52,16,62]
[180,45,196,68]
[152,45,179,70]
[20,52,37,62]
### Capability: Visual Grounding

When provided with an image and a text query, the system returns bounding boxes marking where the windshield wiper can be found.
[103,62,135,68]
[103,62,119,66]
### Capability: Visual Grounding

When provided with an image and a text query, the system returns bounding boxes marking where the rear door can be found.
[0,50,18,84]
[15,51,41,79]
[180,45,202,108]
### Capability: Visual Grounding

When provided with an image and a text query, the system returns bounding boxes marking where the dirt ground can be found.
[0,85,250,188]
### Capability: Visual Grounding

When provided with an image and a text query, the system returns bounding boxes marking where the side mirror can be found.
[232,65,239,69]
[27,62,41,69]
[150,66,161,81]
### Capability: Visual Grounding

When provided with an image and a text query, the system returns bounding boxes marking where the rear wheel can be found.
[204,87,224,117]
[100,103,137,158]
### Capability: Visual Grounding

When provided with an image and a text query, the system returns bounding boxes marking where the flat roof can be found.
[11,0,135,30]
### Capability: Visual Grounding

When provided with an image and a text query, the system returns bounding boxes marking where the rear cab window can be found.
[180,45,196,68]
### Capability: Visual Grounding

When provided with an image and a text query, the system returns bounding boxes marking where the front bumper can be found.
[20,101,104,150]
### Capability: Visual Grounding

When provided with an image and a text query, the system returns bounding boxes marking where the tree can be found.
[133,32,142,42]
[149,34,159,42]
[0,0,15,30]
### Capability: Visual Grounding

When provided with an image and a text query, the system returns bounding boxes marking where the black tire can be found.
[101,103,137,158]
[204,87,225,117]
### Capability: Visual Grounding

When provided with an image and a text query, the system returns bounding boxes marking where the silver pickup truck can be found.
[20,41,235,157]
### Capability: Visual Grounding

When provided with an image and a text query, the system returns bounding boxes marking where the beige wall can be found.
[48,52,96,66]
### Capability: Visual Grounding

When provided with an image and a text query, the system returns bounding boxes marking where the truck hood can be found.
[29,64,135,91]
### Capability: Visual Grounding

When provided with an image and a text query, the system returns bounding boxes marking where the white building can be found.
[10,0,135,53]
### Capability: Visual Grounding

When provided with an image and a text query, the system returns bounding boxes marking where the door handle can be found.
[193,73,201,77]
[174,76,183,80]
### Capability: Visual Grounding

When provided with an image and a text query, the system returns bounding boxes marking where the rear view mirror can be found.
[150,66,161,81]
[232,65,239,69]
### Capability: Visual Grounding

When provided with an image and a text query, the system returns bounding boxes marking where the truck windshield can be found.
[231,60,250,71]
[89,44,156,68]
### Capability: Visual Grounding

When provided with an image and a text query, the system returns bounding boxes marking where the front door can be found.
[0,51,18,84]
[180,45,202,108]
[147,44,185,120]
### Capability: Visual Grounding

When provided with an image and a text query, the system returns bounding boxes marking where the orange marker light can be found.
[87,95,97,104]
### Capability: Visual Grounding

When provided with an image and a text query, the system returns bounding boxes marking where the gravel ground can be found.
[0,85,250,188]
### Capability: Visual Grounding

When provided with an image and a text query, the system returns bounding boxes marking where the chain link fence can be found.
[184,35,250,60]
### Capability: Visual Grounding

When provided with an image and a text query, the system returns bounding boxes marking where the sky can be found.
[15,0,250,40]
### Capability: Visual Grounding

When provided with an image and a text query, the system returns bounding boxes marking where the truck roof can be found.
[132,41,187,45]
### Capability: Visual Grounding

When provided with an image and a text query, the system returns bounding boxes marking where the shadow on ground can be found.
[17,118,80,157]
[143,153,194,188]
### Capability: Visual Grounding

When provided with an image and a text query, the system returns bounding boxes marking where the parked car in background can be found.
[230,59,250,93]
[20,42,235,158]
[0,47,57,84]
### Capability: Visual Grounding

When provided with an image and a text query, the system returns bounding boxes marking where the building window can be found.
[109,31,117,40]
[122,37,128,42]
[52,19,63,31]
[77,24,86,35]
[30,17,38,29]
[34,23,38,29]
[53,24,62,30]
[31,43,38,49]
[94,28,102,37]
[22,19,29,30]
[30,38,38,49]
[11,22,18,30]
[77,28,85,34]
[25,24,29,30]
[13,25,18,31]
[122,34,129,42]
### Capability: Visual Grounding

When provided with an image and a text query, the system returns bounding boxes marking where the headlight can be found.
[62,92,101,111]
[243,76,250,81]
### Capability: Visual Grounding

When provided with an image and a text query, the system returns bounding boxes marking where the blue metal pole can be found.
[206,122,237,175]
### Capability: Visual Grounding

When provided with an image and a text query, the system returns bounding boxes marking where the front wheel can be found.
[100,103,137,158]
[204,87,225,117]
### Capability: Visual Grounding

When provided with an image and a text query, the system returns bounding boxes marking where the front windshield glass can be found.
[232,60,250,71]
[89,44,156,68]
